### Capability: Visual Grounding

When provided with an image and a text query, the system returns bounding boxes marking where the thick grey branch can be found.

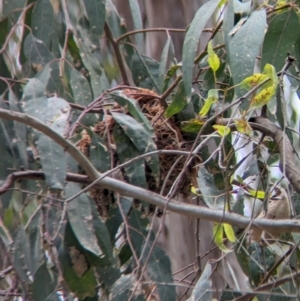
[1,109,300,234]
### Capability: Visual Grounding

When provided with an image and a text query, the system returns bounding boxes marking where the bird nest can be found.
[82,88,199,217]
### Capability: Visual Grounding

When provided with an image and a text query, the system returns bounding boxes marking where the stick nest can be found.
[83,88,199,217]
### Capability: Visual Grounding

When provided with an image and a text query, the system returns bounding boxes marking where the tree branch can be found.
[217,117,300,194]
[1,109,300,234]
[104,23,129,85]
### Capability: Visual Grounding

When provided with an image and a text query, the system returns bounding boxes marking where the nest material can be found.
[134,90,197,196]
[81,88,199,217]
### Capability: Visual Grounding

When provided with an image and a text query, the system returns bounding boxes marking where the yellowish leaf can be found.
[213,223,231,253]
[240,73,269,90]
[199,98,215,117]
[212,125,231,137]
[199,89,219,117]
[250,85,276,109]
[248,189,265,199]
[181,118,204,133]
[234,119,252,135]
[274,0,289,13]
[207,41,220,72]
[223,223,236,243]
[213,223,224,246]
[263,63,278,87]
[191,185,200,195]
[218,0,228,7]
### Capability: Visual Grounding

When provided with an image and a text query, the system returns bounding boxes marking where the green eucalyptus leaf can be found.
[112,112,159,186]
[131,52,160,91]
[70,68,93,106]
[23,33,54,67]
[38,61,65,97]
[83,0,106,38]
[46,96,71,135]
[32,263,57,301]
[189,261,212,301]
[105,0,134,64]
[89,131,110,172]
[223,0,235,58]
[110,275,145,301]
[21,78,48,121]
[9,90,28,168]
[37,134,67,191]
[106,196,132,242]
[89,199,115,266]
[110,90,154,136]
[31,0,55,48]
[68,66,96,126]
[128,208,153,257]
[141,242,176,301]
[26,207,44,274]
[229,9,266,100]
[162,64,181,93]
[262,9,299,74]
[119,242,132,266]
[158,35,172,92]
[165,81,187,117]
[128,0,143,51]
[12,226,33,282]
[2,0,26,22]
[96,265,121,290]
[66,182,104,258]
[182,0,219,98]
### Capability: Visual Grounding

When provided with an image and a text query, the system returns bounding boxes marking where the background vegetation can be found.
[1,0,300,300]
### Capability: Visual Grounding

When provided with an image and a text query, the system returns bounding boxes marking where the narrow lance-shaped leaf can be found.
[182,0,219,98]
[223,223,235,242]
[263,63,278,87]
[213,223,231,253]
[229,10,266,100]
[32,263,57,301]
[141,242,176,301]
[158,34,172,93]
[165,81,187,118]
[128,0,143,51]
[110,91,154,137]
[212,125,231,137]
[83,0,106,37]
[199,89,219,117]
[31,0,54,48]
[21,78,48,122]
[189,261,213,301]
[66,182,104,258]
[207,40,220,73]
[112,124,148,190]
[37,135,67,191]
[112,112,160,186]
[131,51,160,91]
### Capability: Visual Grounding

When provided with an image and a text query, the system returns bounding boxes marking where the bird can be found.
[249,186,291,245]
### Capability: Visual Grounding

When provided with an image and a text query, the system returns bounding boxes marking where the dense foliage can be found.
[1,0,300,300]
